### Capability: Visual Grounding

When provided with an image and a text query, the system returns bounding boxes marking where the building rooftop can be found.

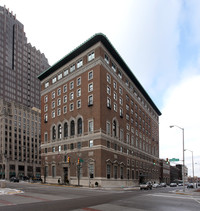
[38,33,161,116]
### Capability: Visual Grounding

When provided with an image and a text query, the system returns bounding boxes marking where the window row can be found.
[44,53,95,88]
[44,118,94,141]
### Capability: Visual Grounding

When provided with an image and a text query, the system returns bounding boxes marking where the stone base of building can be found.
[42,176,140,187]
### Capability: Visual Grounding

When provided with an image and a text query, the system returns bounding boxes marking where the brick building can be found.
[38,34,161,187]
[159,159,170,185]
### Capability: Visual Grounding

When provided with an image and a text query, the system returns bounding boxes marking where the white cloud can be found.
[160,74,200,176]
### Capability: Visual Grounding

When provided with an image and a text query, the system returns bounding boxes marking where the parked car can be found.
[140,182,152,190]
[187,183,194,188]
[178,183,183,186]
[170,183,177,187]
[153,183,160,188]
[10,177,19,183]
[160,183,167,187]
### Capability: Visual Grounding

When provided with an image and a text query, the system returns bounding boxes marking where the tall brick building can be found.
[38,34,161,187]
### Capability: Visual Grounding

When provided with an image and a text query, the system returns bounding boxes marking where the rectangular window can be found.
[88,83,93,92]
[44,133,48,143]
[119,87,123,95]
[44,105,48,112]
[44,114,48,123]
[77,59,83,68]
[114,103,117,112]
[88,95,93,106]
[57,88,61,96]
[77,77,81,86]
[63,95,67,103]
[112,62,116,72]
[107,97,111,108]
[114,92,117,100]
[63,85,67,93]
[107,86,111,95]
[88,70,93,80]
[118,70,122,79]
[88,120,93,132]
[52,111,55,118]
[106,121,111,135]
[88,52,95,61]
[105,54,109,64]
[44,95,48,103]
[77,142,82,149]
[107,74,111,83]
[64,68,69,76]
[57,98,61,106]
[70,92,74,100]
[77,100,81,109]
[89,164,94,178]
[69,103,74,111]
[89,140,93,147]
[52,101,55,109]
[119,97,123,105]
[63,106,67,114]
[52,91,55,99]
[52,77,57,84]
[120,108,123,117]
[58,73,62,80]
[58,145,61,152]
[45,81,49,88]
[70,81,74,90]
[52,146,55,152]
[70,64,75,72]
[57,108,61,116]
[77,89,81,97]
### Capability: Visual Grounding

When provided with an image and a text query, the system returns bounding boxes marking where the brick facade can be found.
[38,34,161,187]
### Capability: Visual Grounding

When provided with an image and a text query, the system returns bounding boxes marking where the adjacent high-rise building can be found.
[0,6,49,179]
[38,33,161,187]
[0,6,49,109]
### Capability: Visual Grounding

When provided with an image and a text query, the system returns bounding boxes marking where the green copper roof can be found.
[38,33,161,116]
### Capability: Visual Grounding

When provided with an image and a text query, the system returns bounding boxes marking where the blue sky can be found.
[1,0,200,177]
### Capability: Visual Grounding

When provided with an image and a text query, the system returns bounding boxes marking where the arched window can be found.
[52,126,56,140]
[77,118,82,135]
[58,124,62,139]
[70,120,75,136]
[113,120,117,137]
[64,122,68,138]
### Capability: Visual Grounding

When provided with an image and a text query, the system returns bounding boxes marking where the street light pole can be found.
[185,149,194,188]
[170,125,185,192]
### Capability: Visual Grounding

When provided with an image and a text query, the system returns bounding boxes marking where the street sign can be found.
[169,158,179,162]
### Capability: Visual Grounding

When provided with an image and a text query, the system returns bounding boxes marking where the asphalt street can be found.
[0,182,199,211]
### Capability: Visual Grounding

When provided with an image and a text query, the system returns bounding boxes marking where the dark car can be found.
[187,183,194,188]
[10,177,19,183]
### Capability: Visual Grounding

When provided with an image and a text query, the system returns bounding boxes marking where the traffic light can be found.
[67,156,70,163]
[78,158,80,165]
[153,160,156,165]
[166,158,169,164]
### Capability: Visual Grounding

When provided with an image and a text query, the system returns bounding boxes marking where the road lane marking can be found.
[148,193,200,204]
[16,194,49,201]
[0,199,15,206]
